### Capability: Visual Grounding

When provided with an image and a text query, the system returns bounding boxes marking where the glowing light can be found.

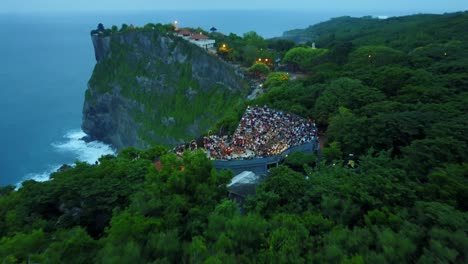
[258,58,262,61]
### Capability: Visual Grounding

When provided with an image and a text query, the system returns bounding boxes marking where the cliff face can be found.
[83,30,247,150]
[91,34,111,61]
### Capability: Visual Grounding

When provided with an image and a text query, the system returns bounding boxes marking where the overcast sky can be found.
[2,0,468,13]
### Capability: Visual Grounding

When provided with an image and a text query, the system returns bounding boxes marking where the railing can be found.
[212,140,318,175]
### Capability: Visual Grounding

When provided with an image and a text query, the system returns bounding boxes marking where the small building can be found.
[177,29,193,39]
[189,34,216,50]
[175,28,216,51]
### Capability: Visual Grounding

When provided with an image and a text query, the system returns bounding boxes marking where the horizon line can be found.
[1,8,466,14]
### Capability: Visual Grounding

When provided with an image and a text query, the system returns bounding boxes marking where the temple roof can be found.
[190,34,209,40]
[178,29,192,36]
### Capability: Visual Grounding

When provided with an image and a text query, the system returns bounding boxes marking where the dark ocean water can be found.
[0,9,418,187]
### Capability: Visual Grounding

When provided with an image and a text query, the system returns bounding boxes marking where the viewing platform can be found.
[213,141,317,176]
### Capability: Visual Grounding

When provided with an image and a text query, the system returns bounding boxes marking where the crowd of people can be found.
[201,105,318,160]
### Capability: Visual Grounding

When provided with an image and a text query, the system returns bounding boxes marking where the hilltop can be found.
[282,11,468,48]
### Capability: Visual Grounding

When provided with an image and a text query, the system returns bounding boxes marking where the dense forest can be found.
[1,12,467,263]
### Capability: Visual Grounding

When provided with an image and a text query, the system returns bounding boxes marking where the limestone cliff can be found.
[82,28,247,150]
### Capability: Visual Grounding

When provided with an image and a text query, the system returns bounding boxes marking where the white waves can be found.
[16,129,115,189]
[52,130,115,164]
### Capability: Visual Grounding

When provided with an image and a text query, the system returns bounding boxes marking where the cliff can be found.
[82,28,248,150]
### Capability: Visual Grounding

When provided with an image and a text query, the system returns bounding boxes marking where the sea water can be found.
[0,9,414,187]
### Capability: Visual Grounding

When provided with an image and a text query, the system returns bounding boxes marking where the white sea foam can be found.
[52,130,115,164]
[16,129,115,189]
[15,164,62,189]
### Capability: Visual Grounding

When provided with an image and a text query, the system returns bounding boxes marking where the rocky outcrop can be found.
[82,83,145,148]
[91,34,111,62]
[83,29,247,150]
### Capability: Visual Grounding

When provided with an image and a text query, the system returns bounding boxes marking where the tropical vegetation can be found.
[1,11,467,263]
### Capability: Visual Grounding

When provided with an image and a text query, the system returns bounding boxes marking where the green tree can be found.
[314,77,385,123]
[402,137,467,180]
[283,47,328,72]
[242,45,260,65]
[111,25,118,33]
[325,107,368,155]
[225,213,269,258]
[248,63,271,78]
[262,214,308,263]
[321,141,344,162]
[370,66,432,97]
[187,236,208,263]
[424,164,468,210]
[0,229,46,263]
[243,31,267,49]
[347,45,407,69]
[263,72,289,88]
[41,227,98,264]
[247,166,310,217]
[282,151,316,173]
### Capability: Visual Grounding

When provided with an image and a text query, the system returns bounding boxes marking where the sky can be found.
[2,0,468,13]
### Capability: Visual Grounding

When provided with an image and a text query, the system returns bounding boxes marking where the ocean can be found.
[0,9,417,187]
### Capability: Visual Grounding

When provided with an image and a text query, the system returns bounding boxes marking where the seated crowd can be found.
[201,105,318,160]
